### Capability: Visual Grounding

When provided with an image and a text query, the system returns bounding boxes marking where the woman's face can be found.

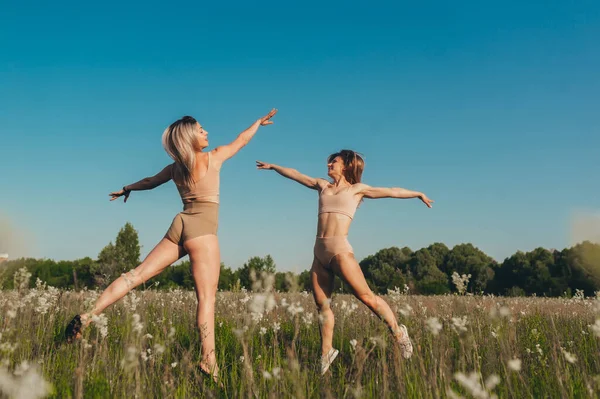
[327,156,345,178]
[195,122,209,149]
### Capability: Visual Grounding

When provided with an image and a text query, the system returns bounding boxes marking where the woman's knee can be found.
[195,280,218,303]
[197,291,217,306]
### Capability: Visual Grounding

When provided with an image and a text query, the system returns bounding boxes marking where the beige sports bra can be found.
[318,185,360,219]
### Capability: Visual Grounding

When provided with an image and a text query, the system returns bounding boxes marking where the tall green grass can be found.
[1,285,599,398]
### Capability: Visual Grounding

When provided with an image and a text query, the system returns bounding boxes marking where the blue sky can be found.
[1,1,598,272]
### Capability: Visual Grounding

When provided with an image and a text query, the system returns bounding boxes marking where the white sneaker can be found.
[395,324,413,359]
[320,348,339,375]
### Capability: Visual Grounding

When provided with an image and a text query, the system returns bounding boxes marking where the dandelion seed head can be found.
[426,317,443,335]
[399,304,413,317]
[561,347,577,364]
[272,367,281,379]
[484,374,500,391]
[0,362,53,399]
[153,344,166,355]
[508,358,522,372]
[451,316,469,334]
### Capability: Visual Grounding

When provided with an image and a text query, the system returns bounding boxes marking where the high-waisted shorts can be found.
[165,202,219,245]
[313,236,354,267]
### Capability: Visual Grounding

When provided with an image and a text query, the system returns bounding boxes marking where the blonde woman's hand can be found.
[110,188,131,203]
[256,161,274,170]
[419,193,434,208]
[259,108,278,126]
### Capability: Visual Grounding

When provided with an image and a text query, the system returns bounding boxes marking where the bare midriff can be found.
[317,213,353,238]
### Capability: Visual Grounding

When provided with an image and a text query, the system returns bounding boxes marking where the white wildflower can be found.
[508,358,522,372]
[91,314,109,339]
[535,344,543,356]
[153,344,166,355]
[451,272,471,295]
[272,322,281,333]
[425,317,443,335]
[451,316,469,334]
[499,306,511,317]
[454,371,498,399]
[272,367,281,379]
[125,291,141,312]
[349,339,358,350]
[13,267,31,291]
[132,313,144,335]
[239,356,245,363]
[485,374,500,391]
[171,362,177,368]
[560,347,577,364]
[0,362,52,399]
[259,327,267,336]
[288,302,304,316]
[262,370,272,380]
[302,312,314,326]
[574,289,585,300]
[399,304,413,317]
[121,346,139,371]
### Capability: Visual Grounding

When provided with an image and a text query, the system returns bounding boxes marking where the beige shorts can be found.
[314,236,354,267]
[165,202,219,245]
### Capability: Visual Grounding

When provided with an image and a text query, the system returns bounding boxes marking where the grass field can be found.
[1,275,599,398]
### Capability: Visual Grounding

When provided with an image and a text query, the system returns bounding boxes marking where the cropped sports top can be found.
[318,186,360,219]
[173,152,220,205]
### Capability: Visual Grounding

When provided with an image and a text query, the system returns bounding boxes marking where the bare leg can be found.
[82,238,186,321]
[330,253,402,337]
[310,257,335,356]
[185,234,221,377]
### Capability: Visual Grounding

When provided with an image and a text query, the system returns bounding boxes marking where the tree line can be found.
[1,223,599,297]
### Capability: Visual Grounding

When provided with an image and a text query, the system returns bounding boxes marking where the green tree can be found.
[408,249,450,294]
[93,222,141,286]
[427,242,450,271]
[115,222,141,271]
[218,263,237,291]
[491,248,565,296]
[298,270,312,292]
[444,244,496,293]
[359,247,411,294]
[556,242,600,296]
[238,255,276,290]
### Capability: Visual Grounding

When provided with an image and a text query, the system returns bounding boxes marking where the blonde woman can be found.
[257,149,433,374]
[66,109,278,382]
